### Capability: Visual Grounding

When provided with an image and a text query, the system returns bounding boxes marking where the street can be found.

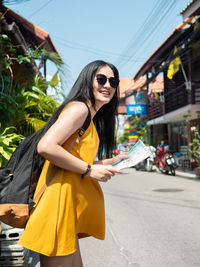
[31,168,200,267]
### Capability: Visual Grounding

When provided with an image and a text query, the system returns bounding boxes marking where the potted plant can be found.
[189,126,200,177]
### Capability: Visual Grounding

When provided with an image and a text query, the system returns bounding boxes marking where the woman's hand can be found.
[107,153,130,166]
[87,164,122,182]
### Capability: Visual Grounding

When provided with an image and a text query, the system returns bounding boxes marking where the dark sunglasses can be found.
[96,74,119,88]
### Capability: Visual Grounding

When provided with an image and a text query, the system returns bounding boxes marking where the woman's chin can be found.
[98,97,111,104]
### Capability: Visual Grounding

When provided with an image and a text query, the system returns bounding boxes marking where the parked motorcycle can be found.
[155,146,177,175]
[135,146,156,172]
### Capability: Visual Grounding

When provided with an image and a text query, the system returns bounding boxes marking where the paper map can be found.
[108,140,152,170]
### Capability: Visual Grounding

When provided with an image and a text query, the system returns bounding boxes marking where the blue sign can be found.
[126,104,147,115]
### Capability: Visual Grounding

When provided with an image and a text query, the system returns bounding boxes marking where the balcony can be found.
[165,83,188,114]
[147,84,200,121]
[148,102,164,120]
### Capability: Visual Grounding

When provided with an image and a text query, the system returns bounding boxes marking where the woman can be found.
[18,60,128,266]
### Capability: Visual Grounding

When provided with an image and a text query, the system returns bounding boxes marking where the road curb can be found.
[175,169,198,179]
[154,166,198,180]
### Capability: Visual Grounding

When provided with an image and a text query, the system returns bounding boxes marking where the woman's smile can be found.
[98,88,111,96]
[92,65,116,108]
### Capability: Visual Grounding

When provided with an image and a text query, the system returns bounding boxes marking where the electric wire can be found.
[122,0,175,61]
[52,1,175,67]
[52,34,155,62]
[114,0,169,67]
[3,0,30,4]
[53,35,169,64]
[131,0,178,60]
[13,0,182,71]
[15,0,186,78]
[115,0,180,74]
[28,0,54,19]
[122,0,179,73]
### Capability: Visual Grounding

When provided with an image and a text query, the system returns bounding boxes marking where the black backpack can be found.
[0,108,91,229]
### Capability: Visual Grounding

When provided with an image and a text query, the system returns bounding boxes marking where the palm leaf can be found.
[49,71,59,87]
[40,49,63,66]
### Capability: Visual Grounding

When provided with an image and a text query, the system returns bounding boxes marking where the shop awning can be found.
[147,104,200,125]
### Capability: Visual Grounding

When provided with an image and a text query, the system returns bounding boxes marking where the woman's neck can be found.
[87,101,103,119]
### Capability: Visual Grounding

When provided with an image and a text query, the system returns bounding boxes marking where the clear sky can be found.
[7,0,190,95]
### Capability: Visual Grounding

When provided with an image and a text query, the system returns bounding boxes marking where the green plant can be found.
[130,116,148,143]
[116,130,129,144]
[0,32,63,135]
[14,77,59,134]
[189,126,200,166]
[0,126,24,168]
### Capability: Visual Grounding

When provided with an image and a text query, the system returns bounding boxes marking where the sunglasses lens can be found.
[96,74,119,88]
[109,78,119,88]
[96,74,107,86]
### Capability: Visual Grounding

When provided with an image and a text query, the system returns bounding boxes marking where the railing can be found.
[147,84,200,120]
[165,83,188,114]
[148,102,164,120]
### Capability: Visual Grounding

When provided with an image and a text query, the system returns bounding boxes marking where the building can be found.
[132,1,200,169]
[0,2,60,79]
[117,76,163,145]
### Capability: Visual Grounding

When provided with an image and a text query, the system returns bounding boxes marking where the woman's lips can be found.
[99,89,110,96]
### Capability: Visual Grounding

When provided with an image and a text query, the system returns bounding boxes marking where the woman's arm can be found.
[37,102,89,174]
[37,102,122,182]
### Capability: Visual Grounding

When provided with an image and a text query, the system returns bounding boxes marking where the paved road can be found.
[30,168,200,266]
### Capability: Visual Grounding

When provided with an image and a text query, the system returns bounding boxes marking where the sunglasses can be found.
[96,74,119,88]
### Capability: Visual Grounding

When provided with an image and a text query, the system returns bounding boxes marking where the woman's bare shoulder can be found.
[59,101,89,122]
[68,101,89,112]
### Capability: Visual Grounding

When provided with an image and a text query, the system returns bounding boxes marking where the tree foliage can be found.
[0,32,63,136]
[0,125,24,168]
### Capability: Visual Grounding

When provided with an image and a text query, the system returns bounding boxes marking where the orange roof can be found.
[119,77,145,98]
[119,76,163,98]
[2,4,58,53]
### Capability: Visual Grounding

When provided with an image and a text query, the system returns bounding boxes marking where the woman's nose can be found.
[104,79,110,87]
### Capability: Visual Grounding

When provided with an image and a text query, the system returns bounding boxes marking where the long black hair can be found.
[33,60,119,160]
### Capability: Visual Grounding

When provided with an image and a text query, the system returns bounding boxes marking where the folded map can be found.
[108,140,152,170]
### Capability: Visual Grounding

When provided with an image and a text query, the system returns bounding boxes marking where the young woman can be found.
[18,60,128,266]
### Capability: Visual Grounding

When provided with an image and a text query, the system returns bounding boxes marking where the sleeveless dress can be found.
[18,120,105,256]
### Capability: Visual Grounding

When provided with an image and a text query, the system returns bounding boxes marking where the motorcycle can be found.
[155,146,177,175]
[135,146,156,172]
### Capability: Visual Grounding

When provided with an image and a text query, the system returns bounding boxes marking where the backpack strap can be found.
[66,104,91,152]
[33,105,91,204]
[78,103,91,137]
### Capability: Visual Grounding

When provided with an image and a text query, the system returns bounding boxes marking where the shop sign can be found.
[126,104,147,115]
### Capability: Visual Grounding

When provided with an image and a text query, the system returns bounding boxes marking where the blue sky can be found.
[8,0,190,95]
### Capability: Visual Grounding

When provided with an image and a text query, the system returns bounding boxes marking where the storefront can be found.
[169,121,188,152]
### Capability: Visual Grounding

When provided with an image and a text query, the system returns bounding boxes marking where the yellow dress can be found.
[18,120,105,256]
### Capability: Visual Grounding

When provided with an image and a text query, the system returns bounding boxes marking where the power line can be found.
[115,0,179,71]
[53,35,168,64]
[3,0,30,4]
[121,0,178,73]
[52,34,144,61]
[114,0,166,67]
[28,0,54,19]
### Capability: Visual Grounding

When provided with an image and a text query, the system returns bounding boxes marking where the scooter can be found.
[156,146,177,175]
[135,146,156,172]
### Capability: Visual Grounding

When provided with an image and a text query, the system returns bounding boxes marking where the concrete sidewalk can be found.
[154,165,198,180]
[175,168,198,179]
